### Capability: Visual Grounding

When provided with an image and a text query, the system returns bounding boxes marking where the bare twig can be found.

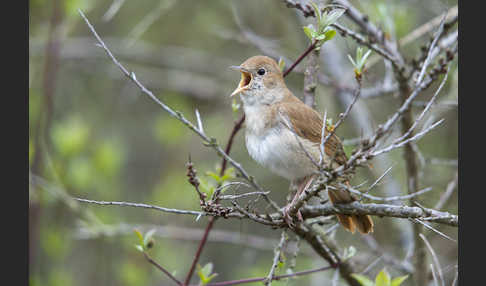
[338,184,434,203]
[263,231,287,286]
[419,233,445,286]
[412,219,456,242]
[283,40,318,77]
[74,198,205,216]
[197,265,334,286]
[434,171,458,210]
[302,202,458,227]
[143,252,183,286]
[415,14,446,86]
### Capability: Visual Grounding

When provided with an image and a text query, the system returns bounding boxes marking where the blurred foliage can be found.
[29,0,457,286]
[352,268,409,286]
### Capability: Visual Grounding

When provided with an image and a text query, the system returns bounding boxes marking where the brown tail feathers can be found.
[328,186,374,234]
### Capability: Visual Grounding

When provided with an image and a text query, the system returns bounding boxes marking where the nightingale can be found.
[230,55,373,234]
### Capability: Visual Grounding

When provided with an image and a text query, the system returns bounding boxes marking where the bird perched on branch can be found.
[230,55,373,234]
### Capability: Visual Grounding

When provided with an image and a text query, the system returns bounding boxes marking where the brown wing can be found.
[275,99,348,166]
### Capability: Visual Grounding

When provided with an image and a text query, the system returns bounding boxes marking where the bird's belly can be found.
[245,127,319,181]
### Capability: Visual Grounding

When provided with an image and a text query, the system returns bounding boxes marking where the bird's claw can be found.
[282,205,304,229]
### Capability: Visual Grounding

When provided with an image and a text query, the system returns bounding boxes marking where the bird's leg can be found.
[283,175,315,226]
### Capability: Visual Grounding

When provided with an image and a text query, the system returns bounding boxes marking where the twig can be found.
[434,171,458,210]
[263,231,287,286]
[302,202,458,227]
[398,66,450,145]
[399,6,457,47]
[415,14,446,86]
[412,219,456,242]
[419,234,445,286]
[197,265,334,286]
[361,164,394,198]
[283,40,317,77]
[143,252,183,286]
[371,119,444,157]
[219,191,270,200]
[183,217,216,286]
[74,198,205,216]
[338,184,434,203]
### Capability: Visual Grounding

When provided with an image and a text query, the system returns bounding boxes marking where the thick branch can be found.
[301,202,457,227]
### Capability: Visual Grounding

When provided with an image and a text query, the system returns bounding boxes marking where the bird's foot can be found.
[282,204,304,228]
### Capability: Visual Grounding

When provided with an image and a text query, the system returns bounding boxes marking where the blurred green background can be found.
[29,0,458,285]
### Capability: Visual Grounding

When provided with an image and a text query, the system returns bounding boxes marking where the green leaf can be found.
[375,268,391,286]
[323,29,336,42]
[391,275,409,286]
[134,229,144,247]
[197,263,218,285]
[206,171,222,183]
[351,274,374,286]
[303,25,315,40]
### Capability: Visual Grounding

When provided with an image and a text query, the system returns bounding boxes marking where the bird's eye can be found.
[257,68,266,76]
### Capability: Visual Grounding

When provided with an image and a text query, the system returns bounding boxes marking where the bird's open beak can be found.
[230,66,252,97]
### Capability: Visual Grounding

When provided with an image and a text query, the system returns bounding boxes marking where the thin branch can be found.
[143,252,183,286]
[283,40,317,77]
[74,198,206,216]
[198,265,333,286]
[415,14,446,86]
[371,119,444,157]
[419,234,445,286]
[219,191,270,200]
[360,164,394,199]
[302,202,458,227]
[394,67,450,144]
[263,231,287,286]
[338,184,434,203]
[399,6,457,47]
[183,217,216,286]
[411,217,456,242]
[434,171,458,210]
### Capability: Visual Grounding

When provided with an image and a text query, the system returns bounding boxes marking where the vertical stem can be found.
[303,49,320,108]
[183,216,216,286]
[400,84,427,285]
[30,0,63,271]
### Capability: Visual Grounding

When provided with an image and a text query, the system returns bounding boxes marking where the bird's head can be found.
[230,56,286,105]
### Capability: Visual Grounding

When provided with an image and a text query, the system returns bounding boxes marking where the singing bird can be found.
[230,55,373,234]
